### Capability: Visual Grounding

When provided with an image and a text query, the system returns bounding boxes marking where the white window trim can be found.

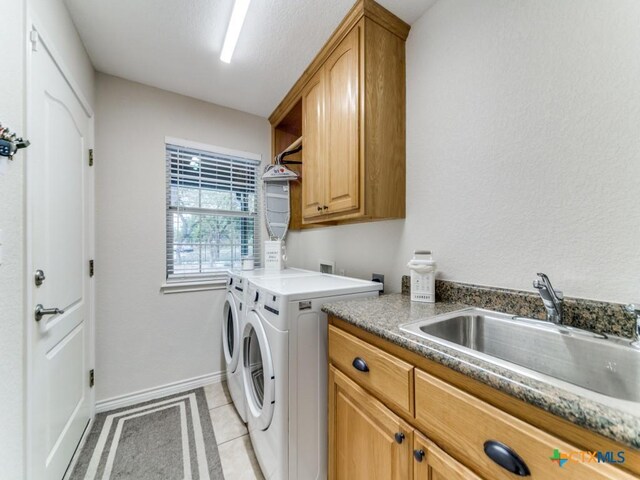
[164,137,263,290]
[165,136,262,162]
[160,278,227,294]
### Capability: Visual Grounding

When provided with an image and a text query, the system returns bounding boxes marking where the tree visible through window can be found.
[166,142,261,280]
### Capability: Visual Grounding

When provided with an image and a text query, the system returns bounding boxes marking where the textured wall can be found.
[94,74,270,402]
[287,0,640,304]
[0,0,26,477]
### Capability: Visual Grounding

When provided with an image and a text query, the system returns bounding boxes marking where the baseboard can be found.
[95,371,225,413]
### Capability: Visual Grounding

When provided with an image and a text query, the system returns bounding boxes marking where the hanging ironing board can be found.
[262,136,301,241]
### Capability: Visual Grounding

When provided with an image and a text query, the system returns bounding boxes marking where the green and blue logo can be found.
[550,449,625,468]
[549,449,568,467]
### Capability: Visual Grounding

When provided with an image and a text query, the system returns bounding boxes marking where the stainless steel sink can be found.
[400,308,640,404]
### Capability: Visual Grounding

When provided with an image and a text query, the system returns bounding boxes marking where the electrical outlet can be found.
[319,259,335,274]
[372,273,384,293]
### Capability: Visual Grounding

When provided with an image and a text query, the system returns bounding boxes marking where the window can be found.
[166,140,261,282]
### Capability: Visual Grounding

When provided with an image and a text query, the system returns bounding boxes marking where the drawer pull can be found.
[413,449,425,462]
[483,440,531,477]
[352,357,369,372]
[394,432,405,444]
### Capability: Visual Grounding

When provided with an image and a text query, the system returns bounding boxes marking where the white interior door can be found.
[28,28,94,480]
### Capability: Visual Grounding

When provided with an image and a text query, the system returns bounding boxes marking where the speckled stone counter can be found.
[322,293,640,450]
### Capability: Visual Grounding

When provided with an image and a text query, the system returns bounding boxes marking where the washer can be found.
[241,274,382,479]
[223,268,321,423]
[222,272,248,422]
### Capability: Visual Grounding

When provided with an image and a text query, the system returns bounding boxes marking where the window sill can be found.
[160,279,227,294]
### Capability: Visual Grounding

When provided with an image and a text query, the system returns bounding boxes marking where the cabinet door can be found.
[301,70,326,219]
[329,365,413,480]
[324,25,361,215]
[413,432,482,480]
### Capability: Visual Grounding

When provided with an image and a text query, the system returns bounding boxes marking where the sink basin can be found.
[400,308,640,404]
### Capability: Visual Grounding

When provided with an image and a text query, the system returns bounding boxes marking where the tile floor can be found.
[204,381,264,480]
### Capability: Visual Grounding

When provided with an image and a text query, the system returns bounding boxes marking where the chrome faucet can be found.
[533,273,564,324]
[625,304,640,348]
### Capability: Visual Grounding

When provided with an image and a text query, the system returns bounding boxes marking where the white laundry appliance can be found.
[241,274,382,479]
[223,268,321,423]
[223,271,248,421]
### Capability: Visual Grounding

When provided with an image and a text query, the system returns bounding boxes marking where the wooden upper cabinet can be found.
[301,71,326,218]
[270,0,409,228]
[329,366,413,480]
[325,25,361,215]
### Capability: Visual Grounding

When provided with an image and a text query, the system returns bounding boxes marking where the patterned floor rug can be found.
[70,388,224,479]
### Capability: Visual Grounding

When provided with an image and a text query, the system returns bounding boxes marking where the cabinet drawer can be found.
[328,326,413,414]
[415,369,634,480]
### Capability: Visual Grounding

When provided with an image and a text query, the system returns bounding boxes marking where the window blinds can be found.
[166,143,261,281]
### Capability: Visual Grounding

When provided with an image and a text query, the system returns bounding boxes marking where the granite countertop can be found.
[322,293,640,450]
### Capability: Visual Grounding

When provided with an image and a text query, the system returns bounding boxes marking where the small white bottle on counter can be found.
[407,250,436,303]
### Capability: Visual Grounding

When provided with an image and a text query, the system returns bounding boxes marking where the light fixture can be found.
[220,0,251,64]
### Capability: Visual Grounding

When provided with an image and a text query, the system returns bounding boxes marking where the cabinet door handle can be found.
[394,432,405,444]
[413,449,425,462]
[323,205,328,210]
[317,206,322,211]
[352,357,369,372]
[483,440,530,476]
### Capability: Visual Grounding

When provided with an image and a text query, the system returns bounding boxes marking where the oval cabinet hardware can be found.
[413,449,425,462]
[483,440,531,476]
[394,432,405,444]
[352,357,369,372]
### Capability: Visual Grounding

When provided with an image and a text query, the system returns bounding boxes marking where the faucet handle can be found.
[625,304,640,316]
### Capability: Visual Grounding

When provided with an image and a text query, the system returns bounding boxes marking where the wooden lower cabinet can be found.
[328,322,640,480]
[329,365,478,480]
[414,432,481,480]
[328,366,413,480]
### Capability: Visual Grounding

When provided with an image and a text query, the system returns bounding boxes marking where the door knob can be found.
[34,269,46,286]
[34,304,64,322]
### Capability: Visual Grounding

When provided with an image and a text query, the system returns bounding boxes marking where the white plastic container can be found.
[264,240,286,271]
[407,250,436,303]
[241,256,255,271]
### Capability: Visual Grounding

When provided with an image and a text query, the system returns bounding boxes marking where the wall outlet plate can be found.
[372,273,384,293]
[319,259,335,274]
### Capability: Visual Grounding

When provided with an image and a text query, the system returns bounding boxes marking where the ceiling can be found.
[64,0,437,118]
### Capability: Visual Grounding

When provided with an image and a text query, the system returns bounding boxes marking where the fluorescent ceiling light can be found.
[220,0,251,63]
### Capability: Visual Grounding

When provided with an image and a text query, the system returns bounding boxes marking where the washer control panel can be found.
[233,276,245,292]
[246,283,259,308]
[264,293,280,316]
